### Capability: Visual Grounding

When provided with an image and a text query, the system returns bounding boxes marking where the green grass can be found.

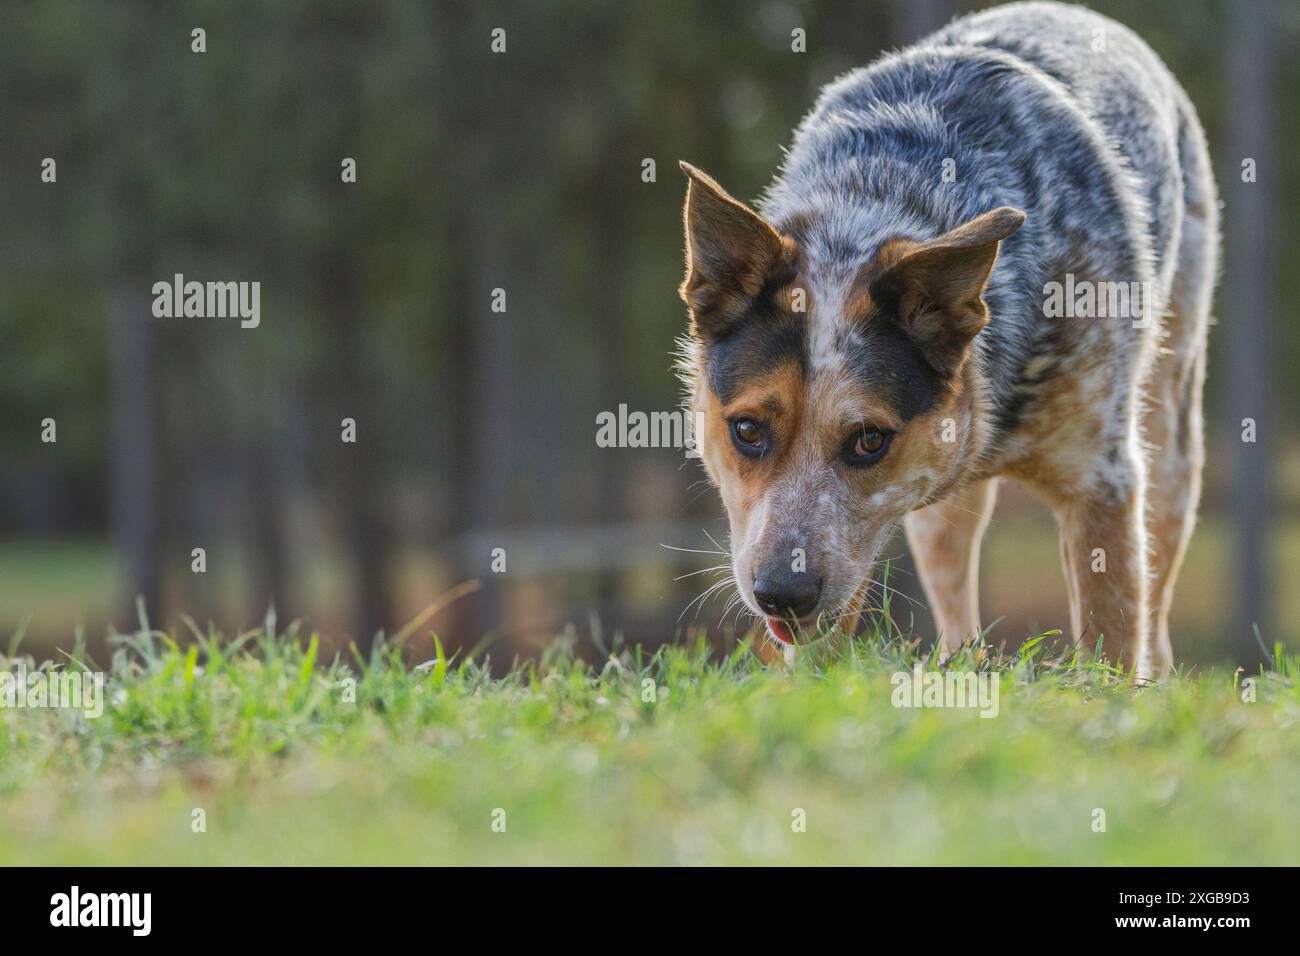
[9,512,1300,663]
[2,605,1298,866]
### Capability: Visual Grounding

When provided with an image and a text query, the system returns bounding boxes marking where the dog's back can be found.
[761,1,1214,446]
[930,2,1212,297]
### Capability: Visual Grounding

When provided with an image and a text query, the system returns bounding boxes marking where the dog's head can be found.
[676,162,1023,645]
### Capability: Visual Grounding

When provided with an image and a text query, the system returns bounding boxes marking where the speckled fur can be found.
[677,2,1216,680]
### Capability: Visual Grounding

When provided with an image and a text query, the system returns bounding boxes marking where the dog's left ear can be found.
[868,206,1025,375]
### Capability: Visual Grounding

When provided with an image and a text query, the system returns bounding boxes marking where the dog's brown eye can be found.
[730,418,768,457]
[855,428,885,456]
[844,426,892,467]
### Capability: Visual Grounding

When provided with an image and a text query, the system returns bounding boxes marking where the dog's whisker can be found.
[701,528,731,557]
[673,564,731,582]
[660,543,729,557]
[864,575,927,614]
[678,576,734,622]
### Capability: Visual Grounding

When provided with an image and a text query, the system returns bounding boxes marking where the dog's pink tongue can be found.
[768,618,794,645]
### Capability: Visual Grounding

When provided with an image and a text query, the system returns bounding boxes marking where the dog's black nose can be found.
[753,571,822,619]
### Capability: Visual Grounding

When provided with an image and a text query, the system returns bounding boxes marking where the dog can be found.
[676,2,1216,680]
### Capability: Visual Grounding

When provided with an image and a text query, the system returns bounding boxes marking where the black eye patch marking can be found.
[703,288,944,429]
[705,293,807,406]
[839,311,945,422]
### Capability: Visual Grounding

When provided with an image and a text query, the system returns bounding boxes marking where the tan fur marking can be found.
[845,236,921,316]
[1056,481,1148,672]
[701,361,806,515]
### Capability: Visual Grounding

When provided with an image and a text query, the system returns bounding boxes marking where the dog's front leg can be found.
[1052,468,1151,679]
[904,478,999,660]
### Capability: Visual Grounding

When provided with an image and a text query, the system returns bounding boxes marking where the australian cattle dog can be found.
[677,2,1217,680]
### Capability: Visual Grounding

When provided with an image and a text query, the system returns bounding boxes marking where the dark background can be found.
[1,0,1296,667]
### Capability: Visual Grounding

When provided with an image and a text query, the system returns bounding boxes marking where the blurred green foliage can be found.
[0,1,1296,660]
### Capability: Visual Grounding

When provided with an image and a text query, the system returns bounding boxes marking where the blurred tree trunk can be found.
[588,16,629,618]
[248,428,292,622]
[109,288,160,627]
[316,8,391,650]
[438,6,514,650]
[327,248,390,648]
[1224,1,1277,667]
[464,178,514,647]
[590,160,627,617]
[245,265,303,627]
[444,200,479,647]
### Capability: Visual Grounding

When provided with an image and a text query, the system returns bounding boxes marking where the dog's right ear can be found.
[679,162,789,338]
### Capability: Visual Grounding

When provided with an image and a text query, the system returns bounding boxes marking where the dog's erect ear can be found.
[868,206,1025,375]
[679,161,790,338]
